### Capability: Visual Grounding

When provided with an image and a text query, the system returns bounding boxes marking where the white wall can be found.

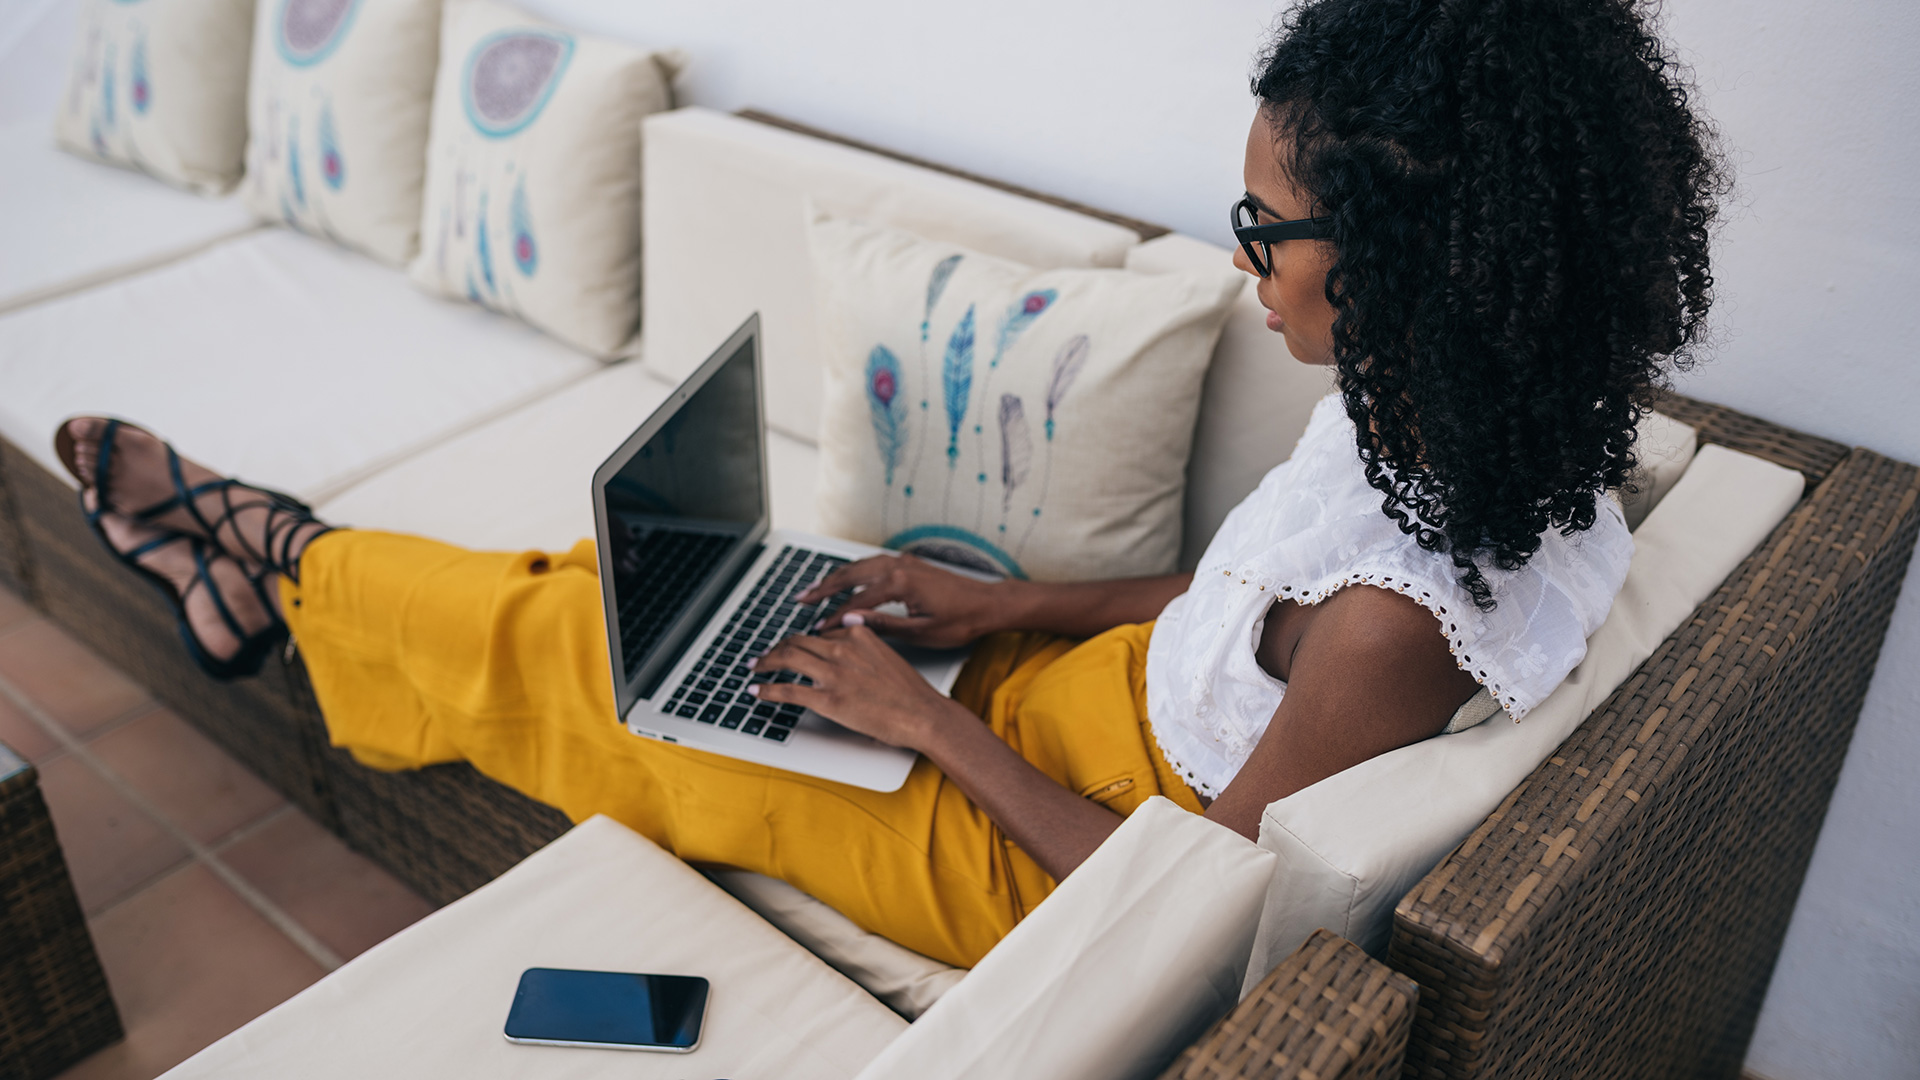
[1660,3,1920,1076]
[3,0,1915,1074]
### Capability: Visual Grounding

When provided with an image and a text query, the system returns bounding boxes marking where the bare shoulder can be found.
[1207,583,1483,835]
[1309,583,1457,660]
[1283,583,1480,734]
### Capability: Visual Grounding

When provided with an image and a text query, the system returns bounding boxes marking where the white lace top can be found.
[1143,394,1633,799]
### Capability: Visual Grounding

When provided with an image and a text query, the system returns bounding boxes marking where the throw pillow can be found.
[238,0,444,266]
[811,216,1242,583]
[54,0,256,193]
[407,0,678,358]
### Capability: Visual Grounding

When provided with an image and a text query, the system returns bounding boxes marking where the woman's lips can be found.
[1266,310,1286,333]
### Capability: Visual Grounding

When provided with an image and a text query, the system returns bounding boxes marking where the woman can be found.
[55,0,1718,969]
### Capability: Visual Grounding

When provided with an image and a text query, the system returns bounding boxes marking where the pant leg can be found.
[282,529,1197,967]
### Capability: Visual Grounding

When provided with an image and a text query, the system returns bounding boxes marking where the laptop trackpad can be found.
[894,642,971,697]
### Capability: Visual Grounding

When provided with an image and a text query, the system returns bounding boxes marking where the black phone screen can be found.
[504,968,710,1050]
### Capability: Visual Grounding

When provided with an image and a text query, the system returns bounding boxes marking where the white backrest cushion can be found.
[811,216,1241,581]
[239,0,443,266]
[1123,234,1336,569]
[1621,408,1699,531]
[55,0,255,193]
[856,798,1275,1080]
[409,0,677,358]
[641,108,1142,442]
[1243,442,1805,986]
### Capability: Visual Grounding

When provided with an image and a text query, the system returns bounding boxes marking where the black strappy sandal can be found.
[53,418,325,681]
[55,418,332,586]
[92,513,288,681]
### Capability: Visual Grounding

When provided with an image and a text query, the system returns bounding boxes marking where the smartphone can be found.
[503,967,710,1052]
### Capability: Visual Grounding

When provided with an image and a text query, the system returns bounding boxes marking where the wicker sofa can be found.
[0,110,1914,1077]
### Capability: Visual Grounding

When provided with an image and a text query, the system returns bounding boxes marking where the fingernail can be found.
[747,685,760,696]
[843,613,865,626]
[744,658,757,670]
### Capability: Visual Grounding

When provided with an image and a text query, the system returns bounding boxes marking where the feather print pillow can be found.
[239,0,444,266]
[407,0,680,357]
[811,216,1243,583]
[55,0,256,193]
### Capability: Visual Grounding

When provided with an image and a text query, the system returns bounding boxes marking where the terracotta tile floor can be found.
[0,584,435,1080]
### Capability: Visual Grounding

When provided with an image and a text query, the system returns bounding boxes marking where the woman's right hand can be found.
[795,554,1019,649]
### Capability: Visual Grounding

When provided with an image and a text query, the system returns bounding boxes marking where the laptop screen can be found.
[602,336,764,692]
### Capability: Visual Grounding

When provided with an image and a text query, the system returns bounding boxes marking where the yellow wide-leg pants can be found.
[281,530,1201,968]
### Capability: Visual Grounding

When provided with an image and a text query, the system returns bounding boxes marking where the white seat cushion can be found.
[640,108,1143,445]
[0,229,599,500]
[316,357,823,551]
[0,121,259,315]
[161,815,907,1080]
[1243,442,1806,981]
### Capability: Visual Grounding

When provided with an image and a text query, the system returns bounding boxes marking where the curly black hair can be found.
[1253,0,1726,608]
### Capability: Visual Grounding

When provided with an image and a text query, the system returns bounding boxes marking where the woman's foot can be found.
[94,503,285,672]
[58,418,332,580]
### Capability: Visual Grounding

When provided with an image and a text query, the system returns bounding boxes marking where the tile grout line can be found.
[0,671,346,972]
[206,802,299,857]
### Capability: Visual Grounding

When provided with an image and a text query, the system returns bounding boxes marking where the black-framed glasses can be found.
[1231,194,1334,277]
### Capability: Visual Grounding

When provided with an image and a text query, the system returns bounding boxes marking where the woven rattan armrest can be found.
[0,742,123,1079]
[1159,929,1417,1080]
[1390,396,1920,1078]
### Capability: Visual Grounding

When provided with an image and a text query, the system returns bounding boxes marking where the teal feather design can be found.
[1044,334,1090,440]
[317,101,344,191]
[287,115,306,208]
[922,254,962,343]
[130,35,151,114]
[866,346,907,485]
[991,289,1057,368]
[509,176,537,276]
[942,305,976,466]
[101,43,117,130]
[476,190,496,295]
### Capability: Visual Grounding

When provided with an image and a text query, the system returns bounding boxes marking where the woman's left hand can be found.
[748,616,970,750]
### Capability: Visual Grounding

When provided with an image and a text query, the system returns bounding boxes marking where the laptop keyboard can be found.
[663,546,853,743]
[616,527,738,678]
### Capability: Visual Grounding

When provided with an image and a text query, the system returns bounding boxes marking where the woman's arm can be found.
[796,554,1189,646]
[1202,585,1481,840]
[995,574,1193,638]
[754,582,1480,880]
[750,621,1123,880]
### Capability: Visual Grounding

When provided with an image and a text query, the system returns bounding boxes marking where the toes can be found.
[61,417,105,485]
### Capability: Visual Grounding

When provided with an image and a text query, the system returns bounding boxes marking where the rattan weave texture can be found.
[1653,390,1850,484]
[0,745,122,1080]
[1162,929,1416,1080]
[1392,414,1919,1077]
[0,442,35,600]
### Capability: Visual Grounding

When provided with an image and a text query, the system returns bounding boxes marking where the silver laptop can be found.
[593,315,973,793]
